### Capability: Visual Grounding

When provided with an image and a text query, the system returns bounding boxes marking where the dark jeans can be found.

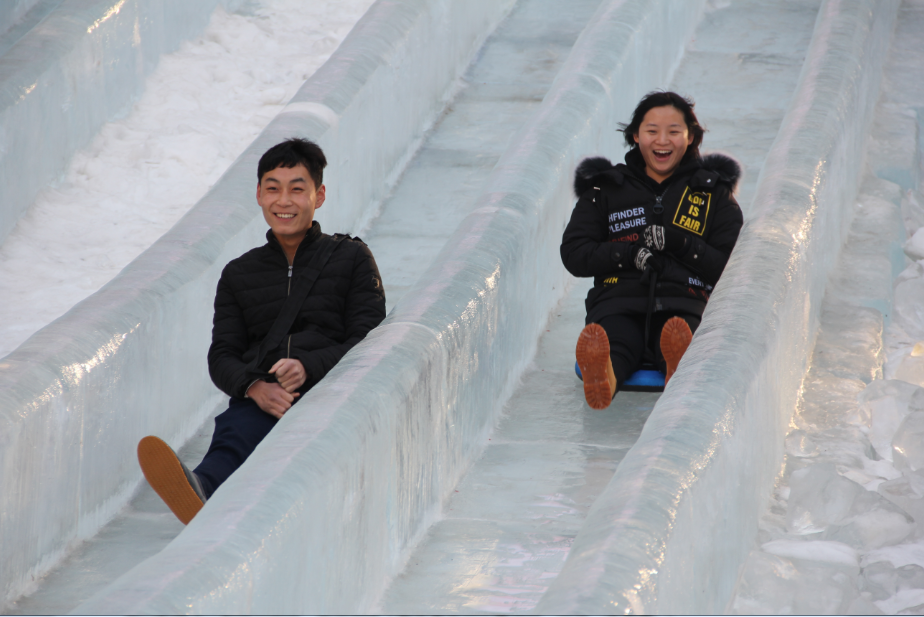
[597,312,700,386]
[193,397,278,498]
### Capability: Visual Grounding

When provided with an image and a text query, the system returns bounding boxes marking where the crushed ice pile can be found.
[731,183,924,613]
[0,0,373,359]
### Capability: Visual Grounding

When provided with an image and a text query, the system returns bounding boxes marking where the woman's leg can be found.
[597,314,648,385]
[654,312,701,383]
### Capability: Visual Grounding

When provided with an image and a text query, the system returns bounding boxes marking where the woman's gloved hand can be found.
[631,244,665,274]
[643,224,691,255]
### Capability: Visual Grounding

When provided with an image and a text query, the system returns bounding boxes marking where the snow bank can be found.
[0,0,228,244]
[0,0,510,607]
[74,0,703,613]
[536,0,901,614]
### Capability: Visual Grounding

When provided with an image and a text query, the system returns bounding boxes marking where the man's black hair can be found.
[618,91,704,158]
[257,138,327,188]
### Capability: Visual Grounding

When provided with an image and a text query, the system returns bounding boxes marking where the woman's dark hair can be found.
[619,91,704,157]
[257,137,327,188]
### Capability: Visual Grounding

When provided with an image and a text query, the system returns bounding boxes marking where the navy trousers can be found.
[597,312,700,385]
[193,397,278,498]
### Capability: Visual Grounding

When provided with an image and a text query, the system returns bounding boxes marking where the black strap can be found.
[642,269,658,365]
[246,234,345,377]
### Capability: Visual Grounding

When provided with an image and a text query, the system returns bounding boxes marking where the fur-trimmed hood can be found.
[573,151,742,197]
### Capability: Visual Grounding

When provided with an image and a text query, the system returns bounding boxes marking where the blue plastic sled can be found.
[574,361,665,393]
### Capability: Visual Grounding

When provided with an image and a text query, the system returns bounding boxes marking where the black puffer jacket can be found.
[561,149,742,323]
[208,222,386,398]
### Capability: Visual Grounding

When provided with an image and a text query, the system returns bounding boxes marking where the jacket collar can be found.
[265,220,323,259]
[622,147,701,191]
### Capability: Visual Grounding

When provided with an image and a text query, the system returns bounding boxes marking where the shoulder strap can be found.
[247,234,346,374]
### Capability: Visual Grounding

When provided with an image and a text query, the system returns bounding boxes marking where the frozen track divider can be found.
[536,0,900,613]
[74,0,704,613]
[0,0,512,608]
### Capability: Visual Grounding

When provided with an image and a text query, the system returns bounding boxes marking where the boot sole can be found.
[138,436,203,525]
[576,323,614,409]
[661,317,693,385]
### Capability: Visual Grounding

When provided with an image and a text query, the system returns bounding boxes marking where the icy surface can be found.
[0,0,373,360]
[539,0,900,613]
[730,2,924,613]
[0,0,515,612]
[383,0,821,612]
[73,0,702,612]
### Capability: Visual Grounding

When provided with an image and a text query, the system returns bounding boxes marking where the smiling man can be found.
[137,138,386,524]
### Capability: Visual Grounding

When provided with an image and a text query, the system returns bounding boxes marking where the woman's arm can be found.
[560,190,636,278]
[645,188,743,285]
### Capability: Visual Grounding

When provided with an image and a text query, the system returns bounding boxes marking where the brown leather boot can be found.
[661,316,693,386]
[576,323,617,409]
[138,436,206,525]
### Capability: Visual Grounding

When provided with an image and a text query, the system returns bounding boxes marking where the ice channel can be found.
[0,0,917,614]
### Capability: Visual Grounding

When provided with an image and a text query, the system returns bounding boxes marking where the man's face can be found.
[257,164,325,243]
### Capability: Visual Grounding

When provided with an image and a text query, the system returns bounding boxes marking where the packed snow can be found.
[0,0,373,359]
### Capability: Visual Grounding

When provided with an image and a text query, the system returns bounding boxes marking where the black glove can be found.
[630,245,665,274]
[643,224,691,256]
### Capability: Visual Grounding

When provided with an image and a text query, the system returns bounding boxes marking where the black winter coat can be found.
[208,222,386,399]
[561,149,743,324]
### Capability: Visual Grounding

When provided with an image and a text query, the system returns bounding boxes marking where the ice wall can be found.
[0,0,512,607]
[73,0,704,613]
[535,1,901,614]
[0,0,240,245]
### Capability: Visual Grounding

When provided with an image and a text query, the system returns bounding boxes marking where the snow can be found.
[0,0,374,360]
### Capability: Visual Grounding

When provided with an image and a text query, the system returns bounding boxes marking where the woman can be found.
[561,91,742,409]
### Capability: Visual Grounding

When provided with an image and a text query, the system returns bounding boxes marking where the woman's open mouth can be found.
[653,149,673,162]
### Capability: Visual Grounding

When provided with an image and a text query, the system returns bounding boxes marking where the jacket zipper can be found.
[287,264,293,359]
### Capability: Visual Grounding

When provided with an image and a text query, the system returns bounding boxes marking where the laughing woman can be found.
[561,91,743,409]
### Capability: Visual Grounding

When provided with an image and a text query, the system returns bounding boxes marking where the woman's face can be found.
[633,105,694,183]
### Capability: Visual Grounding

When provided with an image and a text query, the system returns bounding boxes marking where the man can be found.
[138,138,386,524]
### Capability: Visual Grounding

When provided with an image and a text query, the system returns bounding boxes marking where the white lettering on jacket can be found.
[608,207,645,223]
[608,216,646,233]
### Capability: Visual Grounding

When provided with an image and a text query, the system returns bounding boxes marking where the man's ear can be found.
[315,184,326,209]
[256,181,261,204]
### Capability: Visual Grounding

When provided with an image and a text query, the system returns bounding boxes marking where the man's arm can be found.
[208,266,257,399]
[290,241,386,386]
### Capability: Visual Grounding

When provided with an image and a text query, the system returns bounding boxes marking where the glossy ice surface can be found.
[2,0,922,614]
[384,0,822,612]
[731,2,924,613]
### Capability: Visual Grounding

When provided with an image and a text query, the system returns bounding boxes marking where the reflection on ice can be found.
[731,1,924,610]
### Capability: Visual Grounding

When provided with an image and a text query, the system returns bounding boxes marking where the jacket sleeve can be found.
[290,242,386,390]
[207,264,254,398]
[669,187,743,285]
[560,189,635,277]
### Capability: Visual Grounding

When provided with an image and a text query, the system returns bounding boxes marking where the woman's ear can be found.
[633,133,639,144]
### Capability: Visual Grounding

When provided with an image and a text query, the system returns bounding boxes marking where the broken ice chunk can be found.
[859,380,924,460]
[731,549,860,615]
[787,464,864,533]
[893,412,924,473]
[786,429,819,458]
[903,228,924,261]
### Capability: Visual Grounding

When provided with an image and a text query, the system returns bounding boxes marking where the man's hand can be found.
[269,358,307,393]
[246,380,300,419]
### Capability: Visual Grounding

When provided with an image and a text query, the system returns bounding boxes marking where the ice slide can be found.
[0,0,913,614]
